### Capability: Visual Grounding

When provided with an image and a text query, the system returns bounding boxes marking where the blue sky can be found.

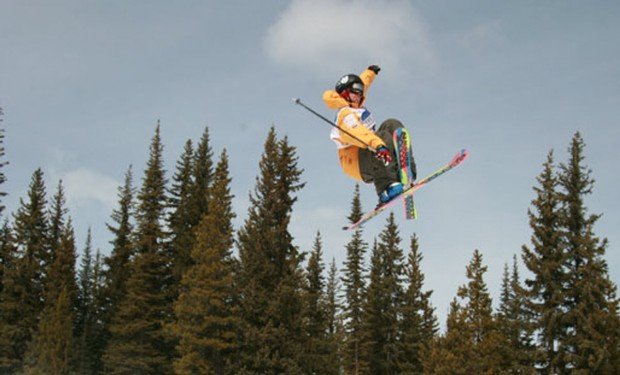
[2,0,619,325]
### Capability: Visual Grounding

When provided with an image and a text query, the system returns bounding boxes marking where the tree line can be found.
[0,114,618,374]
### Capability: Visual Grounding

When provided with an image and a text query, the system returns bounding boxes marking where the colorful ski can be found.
[343,149,469,231]
[393,128,417,220]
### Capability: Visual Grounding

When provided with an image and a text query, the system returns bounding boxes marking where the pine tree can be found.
[558,132,620,372]
[521,150,568,373]
[168,139,197,287]
[398,234,438,374]
[0,222,24,373]
[24,222,77,374]
[0,169,50,370]
[362,213,405,374]
[103,166,135,326]
[0,111,8,216]
[103,124,174,374]
[76,229,105,374]
[423,299,471,375]
[496,256,537,373]
[235,127,306,373]
[190,127,214,228]
[300,232,336,374]
[172,149,238,375]
[325,257,344,372]
[341,184,368,375]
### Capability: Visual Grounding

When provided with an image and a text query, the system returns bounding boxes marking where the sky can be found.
[2,0,619,326]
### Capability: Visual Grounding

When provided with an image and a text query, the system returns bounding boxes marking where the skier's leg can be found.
[377,119,416,180]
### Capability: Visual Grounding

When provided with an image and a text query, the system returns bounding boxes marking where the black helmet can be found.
[335,74,364,95]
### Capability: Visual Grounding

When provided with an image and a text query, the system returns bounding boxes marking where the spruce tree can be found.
[103,166,135,326]
[0,113,8,216]
[171,149,238,375]
[168,140,197,287]
[0,169,50,369]
[235,127,305,373]
[558,132,620,372]
[496,256,536,373]
[300,232,336,374]
[362,213,405,374]
[24,222,77,374]
[521,150,568,373]
[325,257,344,372]
[103,124,173,374]
[190,127,214,227]
[0,222,25,373]
[341,184,368,374]
[398,234,438,374]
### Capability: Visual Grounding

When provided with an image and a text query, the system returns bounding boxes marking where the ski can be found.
[343,149,469,231]
[393,127,417,220]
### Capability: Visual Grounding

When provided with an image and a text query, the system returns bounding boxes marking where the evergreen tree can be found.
[171,149,238,375]
[0,221,24,373]
[558,132,620,372]
[300,232,336,374]
[235,127,305,373]
[103,124,173,374]
[521,150,568,373]
[168,139,197,287]
[362,214,405,374]
[190,127,214,228]
[496,256,537,373]
[24,222,77,374]
[0,169,50,370]
[76,229,105,374]
[423,299,471,374]
[457,249,503,373]
[0,111,8,216]
[103,166,135,326]
[341,184,368,374]
[325,257,344,373]
[0,221,15,295]
[398,234,438,374]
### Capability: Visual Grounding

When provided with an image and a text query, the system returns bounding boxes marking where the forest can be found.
[0,108,618,374]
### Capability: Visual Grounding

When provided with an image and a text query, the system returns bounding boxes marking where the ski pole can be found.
[292,98,377,153]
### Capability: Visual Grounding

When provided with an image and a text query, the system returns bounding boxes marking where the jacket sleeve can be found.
[335,109,385,150]
[359,68,377,95]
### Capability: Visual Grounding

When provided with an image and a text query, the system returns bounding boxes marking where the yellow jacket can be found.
[323,68,386,180]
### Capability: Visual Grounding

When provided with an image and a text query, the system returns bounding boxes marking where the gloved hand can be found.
[374,146,392,166]
[368,65,381,74]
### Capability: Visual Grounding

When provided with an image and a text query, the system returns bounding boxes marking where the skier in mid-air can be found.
[322,64,416,204]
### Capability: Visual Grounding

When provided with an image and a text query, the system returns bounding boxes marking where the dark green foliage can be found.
[0,169,50,370]
[496,256,537,373]
[24,221,77,374]
[341,184,368,374]
[235,127,306,373]
[362,213,405,374]
[521,150,568,372]
[0,110,7,216]
[300,232,338,374]
[398,234,438,374]
[103,124,174,374]
[558,132,619,372]
[172,150,238,375]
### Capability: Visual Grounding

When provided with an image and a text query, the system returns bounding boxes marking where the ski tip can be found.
[342,226,350,231]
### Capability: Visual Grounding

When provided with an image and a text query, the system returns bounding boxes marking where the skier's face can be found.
[348,90,363,107]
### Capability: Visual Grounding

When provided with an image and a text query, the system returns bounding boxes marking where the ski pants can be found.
[358,118,404,194]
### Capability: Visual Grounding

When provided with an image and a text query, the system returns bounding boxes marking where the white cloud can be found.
[264,0,435,78]
[62,169,119,211]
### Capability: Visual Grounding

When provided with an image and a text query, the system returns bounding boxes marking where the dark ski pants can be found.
[358,118,404,194]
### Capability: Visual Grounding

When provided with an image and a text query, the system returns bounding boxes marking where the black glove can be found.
[368,65,381,74]
[374,146,392,166]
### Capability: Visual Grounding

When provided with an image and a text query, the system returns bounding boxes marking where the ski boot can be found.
[378,182,404,204]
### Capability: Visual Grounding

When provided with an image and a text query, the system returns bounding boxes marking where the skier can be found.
[323,65,416,204]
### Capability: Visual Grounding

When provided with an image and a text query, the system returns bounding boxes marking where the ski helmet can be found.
[335,74,364,95]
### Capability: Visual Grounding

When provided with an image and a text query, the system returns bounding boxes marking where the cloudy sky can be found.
[2,0,619,325]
